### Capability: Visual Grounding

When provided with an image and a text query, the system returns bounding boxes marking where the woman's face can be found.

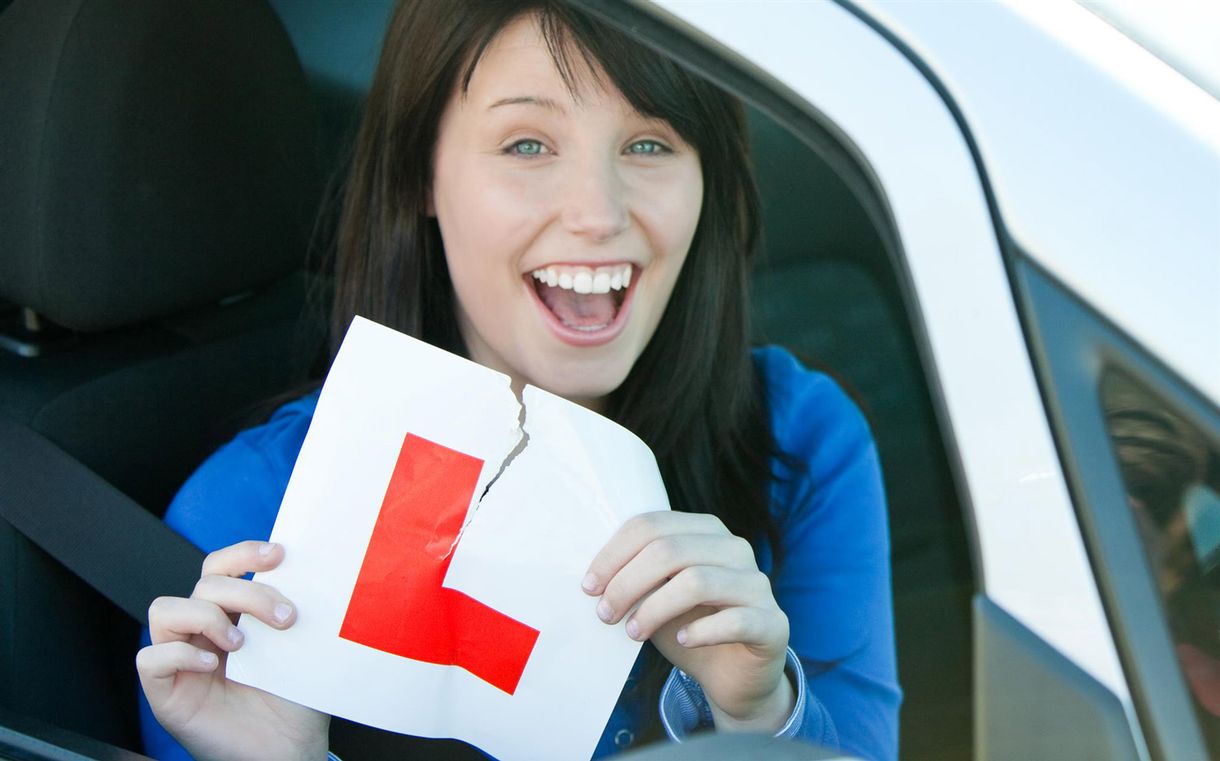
[430,15,703,409]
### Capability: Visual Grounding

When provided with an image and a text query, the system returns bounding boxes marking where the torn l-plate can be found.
[231,315,672,761]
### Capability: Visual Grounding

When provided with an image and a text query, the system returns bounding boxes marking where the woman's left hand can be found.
[582,511,794,732]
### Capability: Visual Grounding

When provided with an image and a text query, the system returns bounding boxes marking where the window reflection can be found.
[1100,368,1220,753]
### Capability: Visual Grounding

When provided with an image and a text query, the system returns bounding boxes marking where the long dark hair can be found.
[331,0,783,742]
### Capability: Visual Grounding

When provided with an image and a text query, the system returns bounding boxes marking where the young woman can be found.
[135,1,901,759]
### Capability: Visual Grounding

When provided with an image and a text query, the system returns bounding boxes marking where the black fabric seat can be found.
[0,0,323,750]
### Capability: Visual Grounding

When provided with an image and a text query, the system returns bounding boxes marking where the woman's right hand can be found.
[136,540,329,761]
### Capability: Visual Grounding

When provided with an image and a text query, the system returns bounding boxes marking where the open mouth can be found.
[527,263,633,337]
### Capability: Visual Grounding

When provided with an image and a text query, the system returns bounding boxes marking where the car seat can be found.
[0,0,322,750]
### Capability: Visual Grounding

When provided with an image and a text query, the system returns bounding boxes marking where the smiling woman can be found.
[134,1,900,760]
[429,12,703,404]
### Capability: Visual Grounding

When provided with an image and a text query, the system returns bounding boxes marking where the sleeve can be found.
[658,647,837,746]
[137,404,312,760]
[658,350,901,760]
[767,355,901,760]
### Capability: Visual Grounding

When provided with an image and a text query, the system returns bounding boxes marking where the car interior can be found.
[0,1,975,759]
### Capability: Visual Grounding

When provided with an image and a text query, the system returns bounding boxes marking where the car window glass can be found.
[1100,367,1220,753]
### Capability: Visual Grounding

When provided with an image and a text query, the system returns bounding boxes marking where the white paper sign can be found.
[226,316,669,761]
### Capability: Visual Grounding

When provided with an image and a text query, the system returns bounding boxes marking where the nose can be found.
[561,157,629,243]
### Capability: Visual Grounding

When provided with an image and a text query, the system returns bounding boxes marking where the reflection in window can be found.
[1100,368,1220,754]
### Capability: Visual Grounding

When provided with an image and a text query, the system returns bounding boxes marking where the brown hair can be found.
[329,0,782,742]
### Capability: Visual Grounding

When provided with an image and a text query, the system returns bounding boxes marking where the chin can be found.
[528,357,633,406]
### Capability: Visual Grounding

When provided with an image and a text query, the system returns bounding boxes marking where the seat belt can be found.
[0,415,204,625]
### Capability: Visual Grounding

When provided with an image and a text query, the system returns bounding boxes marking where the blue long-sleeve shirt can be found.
[138,346,900,759]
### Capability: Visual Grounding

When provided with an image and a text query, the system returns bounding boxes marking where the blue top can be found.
[138,346,901,760]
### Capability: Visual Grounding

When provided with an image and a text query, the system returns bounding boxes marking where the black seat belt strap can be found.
[0,415,204,625]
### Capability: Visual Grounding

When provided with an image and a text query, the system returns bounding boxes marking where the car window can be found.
[1100,367,1220,754]
[2,1,987,758]
[272,0,980,754]
[1016,259,1216,759]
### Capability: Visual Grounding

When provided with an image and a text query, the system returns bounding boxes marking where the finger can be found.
[596,534,757,624]
[675,606,789,652]
[192,574,296,630]
[622,566,774,641]
[136,641,220,705]
[584,512,726,595]
[201,540,284,579]
[148,596,247,651]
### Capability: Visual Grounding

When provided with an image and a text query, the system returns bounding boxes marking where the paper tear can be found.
[445,390,531,561]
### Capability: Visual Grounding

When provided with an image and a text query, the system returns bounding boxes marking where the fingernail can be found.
[625,618,640,640]
[596,599,613,623]
[198,651,218,668]
[273,602,293,624]
[226,626,244,647]
[676,628,688,646]
[258,542,275,557]
[581,573,598,593]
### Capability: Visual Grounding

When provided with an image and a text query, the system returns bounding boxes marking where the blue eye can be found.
[506,139,546,157]
[627,140,670,155]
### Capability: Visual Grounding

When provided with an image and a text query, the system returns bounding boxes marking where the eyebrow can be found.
[486,96,566,113]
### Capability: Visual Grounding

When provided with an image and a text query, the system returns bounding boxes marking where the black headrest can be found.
[0,0,320,331]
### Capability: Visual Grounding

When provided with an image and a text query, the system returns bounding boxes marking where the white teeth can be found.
[529,264,634,293]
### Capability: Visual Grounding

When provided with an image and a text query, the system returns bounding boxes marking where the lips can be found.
[525,263,636,347]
